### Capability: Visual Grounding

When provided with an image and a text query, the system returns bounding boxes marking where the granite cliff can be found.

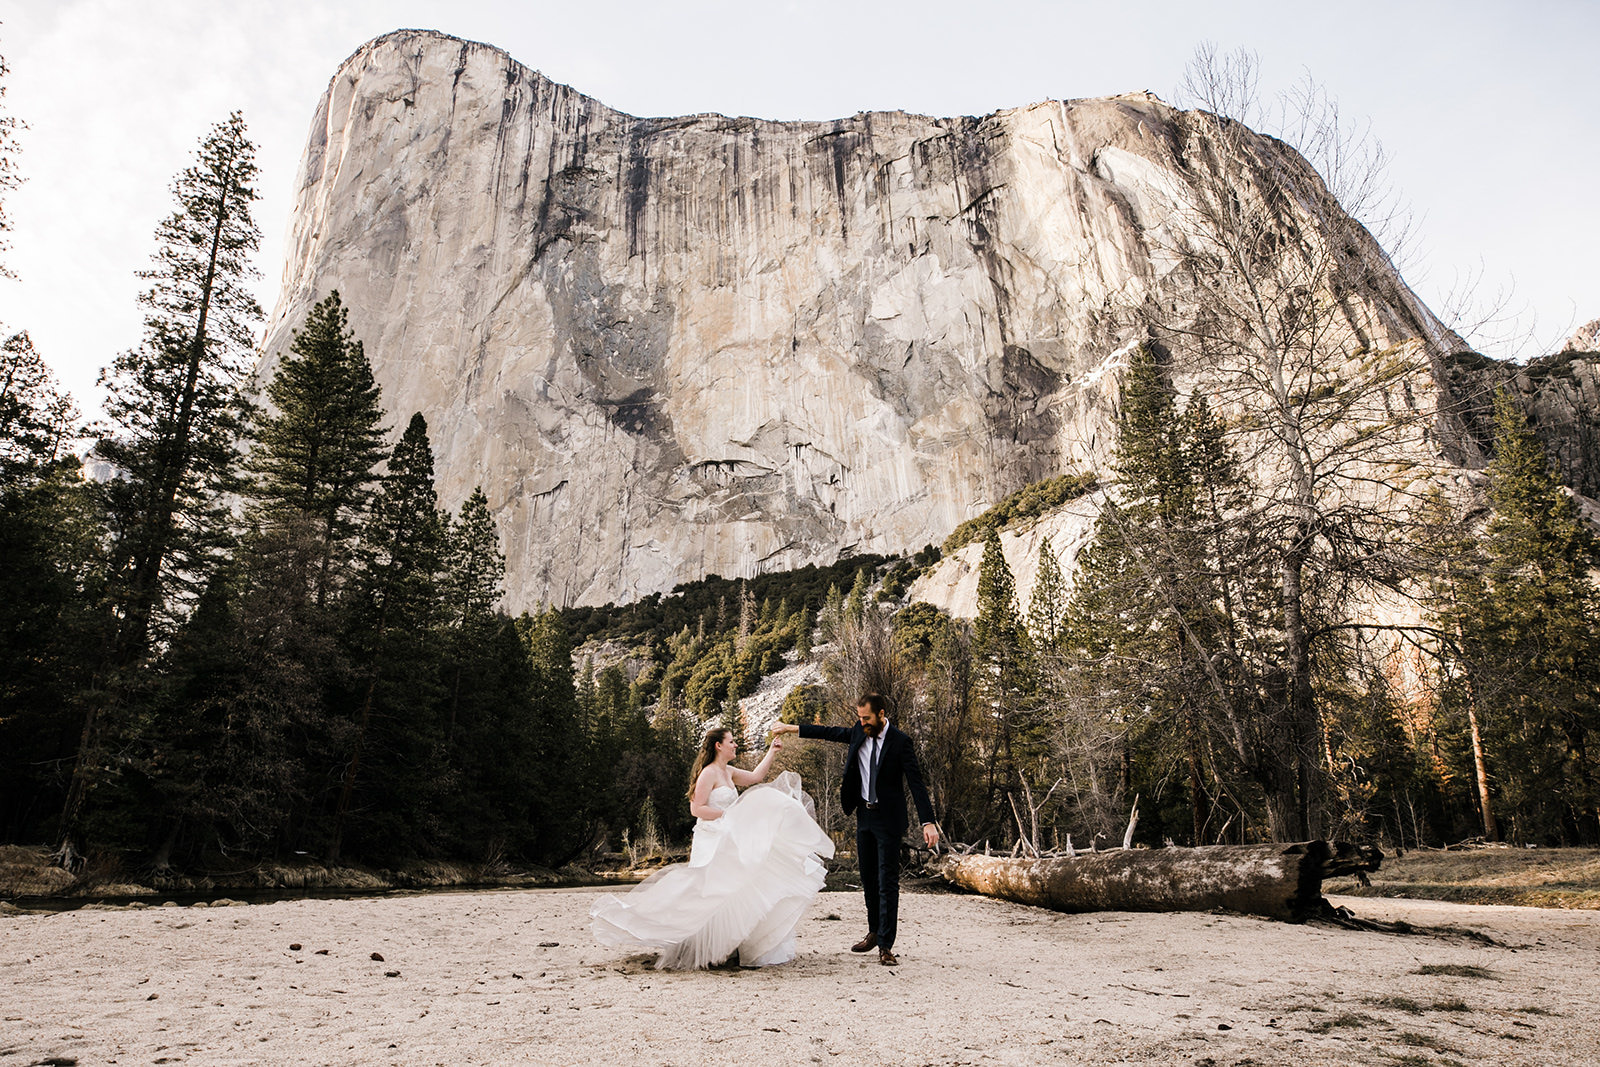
[263,29,1481,610]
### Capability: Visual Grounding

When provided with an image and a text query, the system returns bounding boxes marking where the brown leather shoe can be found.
[850,932,878,953]
[878,949,899,967]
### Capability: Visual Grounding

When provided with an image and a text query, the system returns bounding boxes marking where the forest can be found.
[3,66,1599,885]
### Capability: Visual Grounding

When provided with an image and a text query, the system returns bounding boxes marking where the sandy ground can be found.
[3,888,1598,1066]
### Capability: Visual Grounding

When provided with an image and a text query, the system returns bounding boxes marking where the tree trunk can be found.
[1465,700,1497,840]
[1279,540,1320,840]
[939,840,1381,922]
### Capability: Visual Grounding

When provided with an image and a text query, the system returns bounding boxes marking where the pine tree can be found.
[818,582,844,643]
[439,486,506,748]
[519,608,591,862]
[1064,344,1262,843]
[95,112,262,659]
[0,331,77,485]
[973,526,1034,821]
[0,461,109,844]
[737,580,757,646]
[444,487,505,627]
[1026,537,1069,650]
[845,567,870,623]
[794,606,814,661]
[63,113,261,853]
[1447,391,1600,842]
[244,291,386,604]
[327,412,448,862]
[973,527,1020,667]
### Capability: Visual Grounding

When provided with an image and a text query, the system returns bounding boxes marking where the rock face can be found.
[263,29,1457,611]
[1444,350,1600,498]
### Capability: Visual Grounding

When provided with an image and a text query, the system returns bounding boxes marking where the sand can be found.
[3,887,1597,1066]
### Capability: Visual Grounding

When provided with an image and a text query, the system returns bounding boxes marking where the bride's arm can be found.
[687,767,725,820]
[729,737,782,787]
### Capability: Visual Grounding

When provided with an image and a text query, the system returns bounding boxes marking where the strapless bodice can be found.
[707,785,738,811]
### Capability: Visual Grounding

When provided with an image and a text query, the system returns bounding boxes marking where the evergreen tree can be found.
[244,290,386,604]
[441,617,544,860]
[818,582,844,643]
[0,331,77,485]
[1064,344,1264,843]
[845,567,870,623]
[94,111,262,658]
[327,413,448,862]
[1026,537,1069,650]
[63,113,261,852]
[1446,392,1600,842]
[973,527,1021,669]
[519,608,591,862]
[794,606,814,661]
[444,487,505,627]
[737,580,757,645]
[0,462,109,843]
[973,526,1033,820]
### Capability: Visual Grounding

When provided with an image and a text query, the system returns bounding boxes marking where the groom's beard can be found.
[863,720,883,737]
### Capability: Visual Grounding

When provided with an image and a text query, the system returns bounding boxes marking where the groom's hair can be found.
[857,692,887,715]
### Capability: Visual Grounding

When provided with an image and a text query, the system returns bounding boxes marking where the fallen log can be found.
[937,840,1382,922]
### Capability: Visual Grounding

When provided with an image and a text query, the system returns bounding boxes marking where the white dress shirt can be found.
[859,722,888,803]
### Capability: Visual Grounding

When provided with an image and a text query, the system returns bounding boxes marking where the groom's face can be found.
[856,703,885,737]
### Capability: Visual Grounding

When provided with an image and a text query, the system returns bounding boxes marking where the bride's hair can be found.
[687,728,733,798]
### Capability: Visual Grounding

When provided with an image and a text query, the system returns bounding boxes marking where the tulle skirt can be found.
[590,771,835,969]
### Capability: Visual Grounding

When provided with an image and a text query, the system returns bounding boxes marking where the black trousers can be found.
[856,807,901,950]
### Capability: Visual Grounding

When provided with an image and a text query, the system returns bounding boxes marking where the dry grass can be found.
[1413,963,1496,979]
[0,845,74,897]
[1326,847,1600,909]
[1305,1011,1380,1033]
[1396,1031,1460,1053]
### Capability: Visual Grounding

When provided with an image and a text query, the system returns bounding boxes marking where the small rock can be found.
[146,993,158,1001]
[160,901,180,908]
[370,952,384,962]
[289,943,302,952]
[1216,1023,1232,1031]
[539,941,559,948]
[385,970,401,978]
[191,901,209,908]
[315,949,329,955]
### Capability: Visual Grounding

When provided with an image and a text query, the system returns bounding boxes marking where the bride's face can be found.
[716,734,737,761]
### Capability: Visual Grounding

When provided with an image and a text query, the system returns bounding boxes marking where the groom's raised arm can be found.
[798,723,853,744]
[779,722,852,744]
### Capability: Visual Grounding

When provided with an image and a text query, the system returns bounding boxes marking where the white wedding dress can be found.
[590,770,835,969]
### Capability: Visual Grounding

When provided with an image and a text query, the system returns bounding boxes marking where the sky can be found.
[2,0,1596,416]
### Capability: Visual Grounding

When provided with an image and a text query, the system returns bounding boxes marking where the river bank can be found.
[0,844,609,909]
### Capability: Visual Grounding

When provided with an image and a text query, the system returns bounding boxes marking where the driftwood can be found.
[938,840,1382,922]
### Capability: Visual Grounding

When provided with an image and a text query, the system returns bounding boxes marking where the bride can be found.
[590,724,835,969]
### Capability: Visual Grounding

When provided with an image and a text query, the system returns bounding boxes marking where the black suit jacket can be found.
[799,722,935,832]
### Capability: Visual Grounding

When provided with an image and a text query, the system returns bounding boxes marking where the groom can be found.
[774,692,938,966]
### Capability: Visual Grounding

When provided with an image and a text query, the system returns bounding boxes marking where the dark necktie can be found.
[868,735,881,804]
